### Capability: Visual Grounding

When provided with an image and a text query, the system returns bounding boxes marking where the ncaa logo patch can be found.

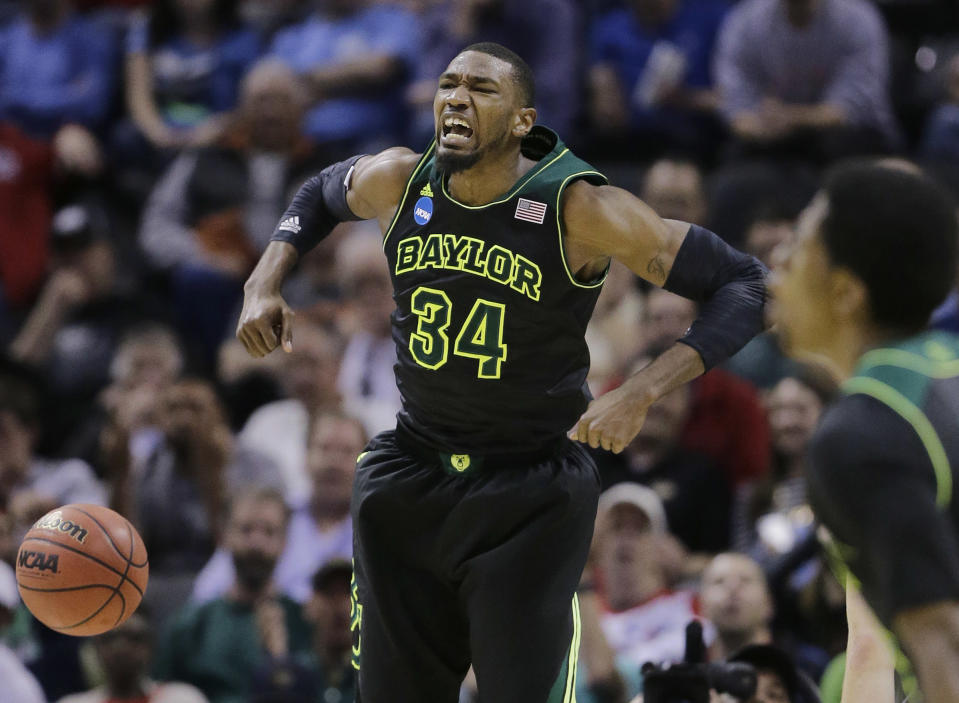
[414,196,433,225]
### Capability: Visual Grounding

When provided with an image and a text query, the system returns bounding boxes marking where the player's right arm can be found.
[236,148,419,357]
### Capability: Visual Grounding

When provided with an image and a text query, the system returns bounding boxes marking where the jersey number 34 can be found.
[409,286,507,379]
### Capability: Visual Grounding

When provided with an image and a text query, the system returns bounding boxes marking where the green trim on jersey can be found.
[556,171,609,289]
[382,143,436,248]
[440,148,572,209]
[842,376,952,508]
[844,330,959,509]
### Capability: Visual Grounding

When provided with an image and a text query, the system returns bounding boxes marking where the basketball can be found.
[15,504,149,637]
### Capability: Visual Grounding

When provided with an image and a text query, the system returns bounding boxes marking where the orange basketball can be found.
[15,504,149,637]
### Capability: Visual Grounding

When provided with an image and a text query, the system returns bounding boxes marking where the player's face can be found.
[770,195,843,364]
[433,51,528,173]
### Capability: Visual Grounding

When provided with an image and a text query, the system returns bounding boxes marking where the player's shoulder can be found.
[812,393,898,452]
[354,147,422,192]
[349,147,423,217]
[810,392,925,484]
[560,179,620,223]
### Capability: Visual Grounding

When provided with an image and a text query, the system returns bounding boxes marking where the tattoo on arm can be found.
[646,255,667,284]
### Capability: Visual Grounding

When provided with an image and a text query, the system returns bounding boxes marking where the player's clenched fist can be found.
[568,384,651,454]
[236,288,295,358]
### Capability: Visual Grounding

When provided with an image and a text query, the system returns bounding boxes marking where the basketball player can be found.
[236,43,767,702]
[771,162,959,703]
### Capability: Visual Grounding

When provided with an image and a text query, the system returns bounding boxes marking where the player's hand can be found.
[568,384,652,454]
[236,288,295,358]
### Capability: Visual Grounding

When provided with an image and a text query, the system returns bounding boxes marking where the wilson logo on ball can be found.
[18,550,59,573]
[33,511,88,543]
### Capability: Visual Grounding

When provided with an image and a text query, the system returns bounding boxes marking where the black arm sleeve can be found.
[269,155,365,255]
[662,224,768,370]
[808,396,959,626]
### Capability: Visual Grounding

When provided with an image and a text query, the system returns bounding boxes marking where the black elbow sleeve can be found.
[269,155,365,255]
[663,225,769,370]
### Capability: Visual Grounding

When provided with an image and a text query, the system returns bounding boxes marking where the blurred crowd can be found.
[1,0,959,701]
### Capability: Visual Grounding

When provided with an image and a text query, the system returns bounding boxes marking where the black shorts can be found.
[350,427,601,703]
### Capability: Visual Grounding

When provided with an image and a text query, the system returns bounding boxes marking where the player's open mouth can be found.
[441,115,474,147]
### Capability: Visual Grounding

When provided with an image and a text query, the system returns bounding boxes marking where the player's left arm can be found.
[563,180,768,453]
[894,603,959,703]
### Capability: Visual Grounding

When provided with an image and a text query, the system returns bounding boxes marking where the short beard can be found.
[435,146,482,174]
[233,552,276,593]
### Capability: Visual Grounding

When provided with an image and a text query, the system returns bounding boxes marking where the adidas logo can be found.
[420,183,433,197]
[278,216,301,234]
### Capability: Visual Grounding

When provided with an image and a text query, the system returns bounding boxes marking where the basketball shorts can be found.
[350,427,601,703]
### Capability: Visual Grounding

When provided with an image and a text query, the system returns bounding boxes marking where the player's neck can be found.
[447,152,537,206]
[806,319,871,382]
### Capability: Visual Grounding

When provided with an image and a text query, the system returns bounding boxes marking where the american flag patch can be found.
[514,198,548,224]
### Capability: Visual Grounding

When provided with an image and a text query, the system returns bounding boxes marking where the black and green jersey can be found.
[809,329,959,621]
[383,126,608,454]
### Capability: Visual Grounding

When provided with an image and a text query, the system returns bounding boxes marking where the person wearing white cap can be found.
[586,483,710,675]
[0,560,46,703]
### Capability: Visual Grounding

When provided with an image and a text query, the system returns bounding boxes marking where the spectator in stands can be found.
[588,483,707,672]
[701,552,827,694]
[641,288,771,487]
[728,643,821,703]
[114,379,279,625]
[239,322,343,502]
[57,610,209,703]
[270,0,420,152]
[250,559,356,702]
[0,561,45,703]
[588,0,729,158]
[154,488,313,703]
[733,369,833,562]
[123,0,261,155]
[302,559,355,701]
[920,53,959,165]
[575,550,632,703]
[0,123,106,322]
[410,0,579,143]
[239,0,308,40]
[63,322,184,472]
[139,60,324,363]
[0,0,115,139]
[0,358,107,531]
[11,203,164,431]
[335,230,403,436]
[715,0,898,161]
[700,552,774,660]
[725,200,797,389]
[194,409,362,603]
[640,158,708,225]
[742,200,796,269]
[601,361,732,554]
